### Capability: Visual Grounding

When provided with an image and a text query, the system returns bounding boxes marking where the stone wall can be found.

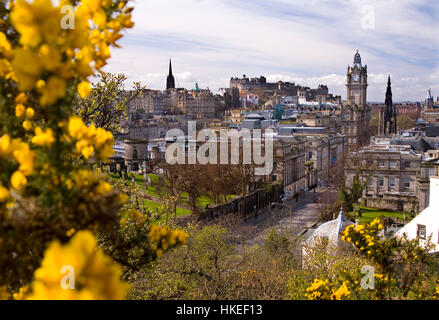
[200,183,282,220]
[362,196,418,213]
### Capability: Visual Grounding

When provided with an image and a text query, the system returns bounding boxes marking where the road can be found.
[234,188,333,247]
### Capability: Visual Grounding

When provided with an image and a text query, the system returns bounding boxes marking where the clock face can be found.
[353,74,359,82]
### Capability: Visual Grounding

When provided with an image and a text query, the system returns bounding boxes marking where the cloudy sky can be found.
[105,0,438,102]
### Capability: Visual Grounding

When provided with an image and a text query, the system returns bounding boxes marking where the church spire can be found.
[166,59,175,90]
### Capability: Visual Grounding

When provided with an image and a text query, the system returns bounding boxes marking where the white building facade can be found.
[395,177,439,253]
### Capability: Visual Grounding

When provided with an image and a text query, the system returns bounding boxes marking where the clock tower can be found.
[346,50,368,106]
[341,51,371,150]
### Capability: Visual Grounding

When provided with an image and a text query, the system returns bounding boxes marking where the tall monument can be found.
[383,75,397,134]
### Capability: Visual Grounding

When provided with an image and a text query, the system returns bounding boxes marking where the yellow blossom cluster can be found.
[148,225,189,258]
[331,281,351,300]
[32,127,55,146]
[67,116,114,160]
[14,92,35,131]
[66,169,113,196]
[375,273,389,282]
[120,209,147,228]
[5,0,134,106]
[305,279,351,300]
[341,218,383,256]
[14,231,130,300]
[0,134,35,199]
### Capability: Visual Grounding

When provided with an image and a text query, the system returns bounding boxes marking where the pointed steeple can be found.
[385,75,393,102]
[169,59,173,76]
[166,59,175,90]
[384,75,397,134]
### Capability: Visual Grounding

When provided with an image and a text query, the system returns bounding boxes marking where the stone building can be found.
[345,143,422,212]
[176,85,215,119]
[126,61,215,119]
[271,135,306,197]
[302,133,348,187]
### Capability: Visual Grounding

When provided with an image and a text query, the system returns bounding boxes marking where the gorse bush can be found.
[0,0,188,300]
[295,219,439,300]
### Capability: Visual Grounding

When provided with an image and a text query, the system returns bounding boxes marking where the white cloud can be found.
[105,0,439,102]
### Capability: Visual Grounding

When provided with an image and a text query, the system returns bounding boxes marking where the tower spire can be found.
[166,59,175,90]
[384,75,397,135]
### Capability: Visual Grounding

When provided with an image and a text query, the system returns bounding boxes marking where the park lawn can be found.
[179,193,237,209]
[351,206,407,224]
[109,172,237,210]
[142,199,192,220]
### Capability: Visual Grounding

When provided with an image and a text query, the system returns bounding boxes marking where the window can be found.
[404,178,411,188]
[390,161,397,169]
[379,178,384,187]
[389,177,395,188]
[308,152,313,160]
[417,225,426,240]
[368,178,373,186]
[379,161,385,168]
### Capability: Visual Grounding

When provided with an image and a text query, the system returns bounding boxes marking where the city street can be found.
[236,188,334,247]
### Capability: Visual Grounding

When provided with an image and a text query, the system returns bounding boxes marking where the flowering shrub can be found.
[305,279,351,300]
[341,218,385,259]
[298,218,439,300]
[148,225,189,258]
[0,0,189,301]
[14,231,130,300]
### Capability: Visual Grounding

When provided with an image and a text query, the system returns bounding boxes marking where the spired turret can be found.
[166,59,175,90]
[383,75,397,135]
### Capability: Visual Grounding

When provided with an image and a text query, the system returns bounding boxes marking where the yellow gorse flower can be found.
[32,127,55,146]
[16,231,130,300]
[8,0,133,103]
[67,116,114,160]
[77,81,91,98]
[0,135,35,192]
[148,225,189,258]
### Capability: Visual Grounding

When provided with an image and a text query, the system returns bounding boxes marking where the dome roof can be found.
[246,113,265,120]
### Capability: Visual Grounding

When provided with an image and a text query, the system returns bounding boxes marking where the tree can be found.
[398,114,415,131]
[74,73,144,134]
[338,167,370,212]
[369,112,380,136]
[159,162,208,214]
